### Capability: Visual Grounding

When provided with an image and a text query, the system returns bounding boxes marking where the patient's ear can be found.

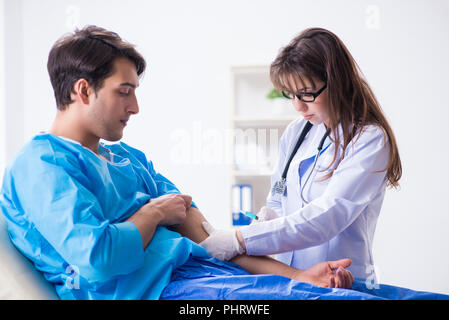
[71,79,92,105]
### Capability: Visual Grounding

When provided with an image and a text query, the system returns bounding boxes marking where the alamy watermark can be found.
[65,5,81,31]
[65,264,80,290]
[365,264,381,289]
[365,4,381,30]
[169,121,282,171]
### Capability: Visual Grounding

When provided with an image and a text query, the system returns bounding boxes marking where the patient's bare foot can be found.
[293,259,354,289]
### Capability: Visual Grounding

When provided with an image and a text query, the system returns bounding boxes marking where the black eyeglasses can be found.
[282,84,327,103]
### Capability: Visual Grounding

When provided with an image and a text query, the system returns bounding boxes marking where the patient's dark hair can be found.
[47,25,146,110]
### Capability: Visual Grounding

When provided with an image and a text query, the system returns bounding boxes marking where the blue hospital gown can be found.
[0,133,209,300]
[1,133,448,300]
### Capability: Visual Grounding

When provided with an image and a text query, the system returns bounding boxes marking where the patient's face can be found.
[86,57,140,141]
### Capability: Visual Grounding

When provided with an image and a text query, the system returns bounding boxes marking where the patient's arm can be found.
[173,206,353,288]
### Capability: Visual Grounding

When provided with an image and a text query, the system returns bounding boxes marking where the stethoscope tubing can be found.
[271,122,331,200]
[299,127,331,204]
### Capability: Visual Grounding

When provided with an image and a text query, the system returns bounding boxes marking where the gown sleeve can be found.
[9,140,145,283]
[241,125,390,255]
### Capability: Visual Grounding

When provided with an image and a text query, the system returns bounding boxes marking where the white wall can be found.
[0,0,6,186]
[2,0,449,295]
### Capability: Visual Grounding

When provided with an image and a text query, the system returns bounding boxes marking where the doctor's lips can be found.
[120,119,129,127]
[303,114,314,120]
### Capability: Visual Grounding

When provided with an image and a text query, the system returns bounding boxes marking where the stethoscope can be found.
[271,121,331,204]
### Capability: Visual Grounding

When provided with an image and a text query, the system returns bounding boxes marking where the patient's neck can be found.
[49,108,100,155]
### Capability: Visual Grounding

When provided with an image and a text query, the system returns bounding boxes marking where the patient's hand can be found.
[148,193,192,226]
[170,206,354,289]
[295,259,354,289]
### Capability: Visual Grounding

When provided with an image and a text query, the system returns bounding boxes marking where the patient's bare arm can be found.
[172,206,353,289]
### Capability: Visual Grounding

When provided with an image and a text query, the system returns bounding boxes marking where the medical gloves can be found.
[250,206,279,224]
[200,222,244,261]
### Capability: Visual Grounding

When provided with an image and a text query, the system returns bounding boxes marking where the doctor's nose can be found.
[293,97,308,112]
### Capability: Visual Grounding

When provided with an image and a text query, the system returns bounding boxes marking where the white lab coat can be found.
[239,118,389,279]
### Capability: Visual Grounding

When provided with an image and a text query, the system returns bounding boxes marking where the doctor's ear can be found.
[72,79,93,105]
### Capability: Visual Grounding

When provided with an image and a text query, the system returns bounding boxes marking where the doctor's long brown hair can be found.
[270,28,402,188]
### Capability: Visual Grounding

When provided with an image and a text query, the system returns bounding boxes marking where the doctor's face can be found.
[86,57,140,141]
[284,76,329,126]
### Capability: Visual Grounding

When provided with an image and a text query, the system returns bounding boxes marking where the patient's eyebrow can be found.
[119,82,138,88]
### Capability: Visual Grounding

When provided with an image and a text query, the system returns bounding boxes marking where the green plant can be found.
[266,88,286,99]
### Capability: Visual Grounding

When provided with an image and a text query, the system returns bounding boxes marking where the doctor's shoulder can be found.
[350,124,390,150]
[341,124,391,167]
[335,122,401,188]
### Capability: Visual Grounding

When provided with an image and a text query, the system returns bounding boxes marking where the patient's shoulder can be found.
[7,134,84,178]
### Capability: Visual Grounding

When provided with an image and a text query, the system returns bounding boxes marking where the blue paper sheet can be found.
[160,255,449,300]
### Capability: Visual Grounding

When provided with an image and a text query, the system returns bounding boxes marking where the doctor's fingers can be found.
[255,206,279,222]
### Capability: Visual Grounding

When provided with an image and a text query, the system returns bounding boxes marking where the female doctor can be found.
[200,27,402,280]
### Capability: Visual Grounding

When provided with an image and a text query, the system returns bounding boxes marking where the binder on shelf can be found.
[241,185,252,213]
[231,185,241,225]
[231,184,253,226]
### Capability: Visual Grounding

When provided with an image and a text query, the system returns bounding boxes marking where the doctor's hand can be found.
[250,206,280,225]
[300,258,354,289]
[199,222,244,261]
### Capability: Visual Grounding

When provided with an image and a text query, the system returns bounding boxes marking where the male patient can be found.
[0,25,353,300]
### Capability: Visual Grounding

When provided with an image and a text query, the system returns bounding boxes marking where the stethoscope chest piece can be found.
[271,121,331,202]
[272,178,287,196]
